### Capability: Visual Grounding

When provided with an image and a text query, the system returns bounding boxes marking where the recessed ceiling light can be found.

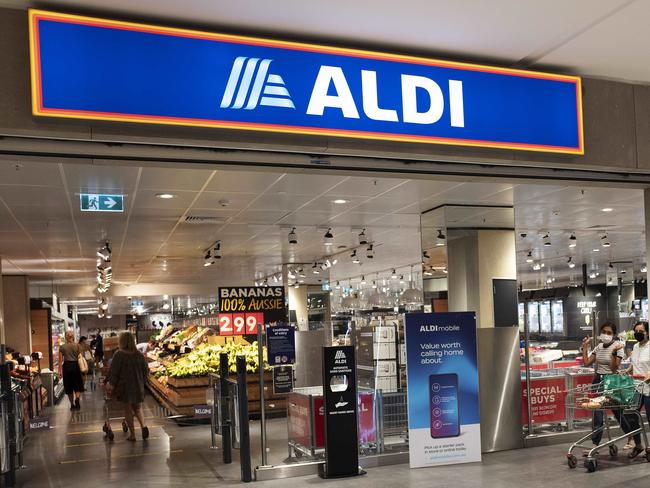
[592,248,600,252]
[601,208,613,212]
[156,193,176,199]
[332,199,348,204]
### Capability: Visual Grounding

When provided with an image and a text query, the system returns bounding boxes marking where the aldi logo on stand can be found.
[29,10,583,154]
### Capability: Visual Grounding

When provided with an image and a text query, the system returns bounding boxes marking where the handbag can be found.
[84,350,94,361]
[78,346,89,374]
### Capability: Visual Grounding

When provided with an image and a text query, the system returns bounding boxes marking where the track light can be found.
[542,234,551,247]
[360,275,366,285]
[532,262,542,271]
[288,270,296,279]
[568,257,575,269]
[423,268,433,276]
[298,267,306,278]
[312,263,320,275]
[335,281,341,290]
[601,234,611,247]
[569,234,577,248]
[642,265,648,273]
[358,229,368,245]
[351,250,360,264]
[391,269,397,279]
[436,229,446,247]
[609,262,614,269]
[422,250,430,260]
[288,227,297,245]
[213,241,222,259]
[324,228,334,246]
[366,244,374,259]
[526,251,534,263]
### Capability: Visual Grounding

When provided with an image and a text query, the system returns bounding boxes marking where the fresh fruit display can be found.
[160,341,270,378]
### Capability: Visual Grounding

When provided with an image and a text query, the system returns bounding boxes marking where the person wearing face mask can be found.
[581,321,625,450]
[613,321,650,458]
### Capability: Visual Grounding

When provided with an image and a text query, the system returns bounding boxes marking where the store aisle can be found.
[16,386,243,487]
[16,387,650,488]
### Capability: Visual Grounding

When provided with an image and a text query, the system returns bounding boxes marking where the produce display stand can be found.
[147,371,288,418]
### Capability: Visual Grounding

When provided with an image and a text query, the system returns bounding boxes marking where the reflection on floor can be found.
[16,386,650,487]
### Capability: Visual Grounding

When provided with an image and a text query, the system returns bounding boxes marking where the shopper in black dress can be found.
[105,331,150,441]
[59,330,84,410]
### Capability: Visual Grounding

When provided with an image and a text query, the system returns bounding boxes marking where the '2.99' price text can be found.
[218,313,263,335]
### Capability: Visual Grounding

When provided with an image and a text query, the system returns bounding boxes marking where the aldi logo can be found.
[221,57,295,110]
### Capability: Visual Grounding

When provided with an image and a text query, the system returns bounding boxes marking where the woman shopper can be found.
[105,331,150,441]
[581,321,624,450]
[614,321,650,458]
[59,331,85,410]
[79,336,96,391]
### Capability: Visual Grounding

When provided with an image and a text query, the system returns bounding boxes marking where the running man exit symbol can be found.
[80,194,124,212]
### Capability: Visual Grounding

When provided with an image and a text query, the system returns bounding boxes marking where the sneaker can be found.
[142,426,149,440]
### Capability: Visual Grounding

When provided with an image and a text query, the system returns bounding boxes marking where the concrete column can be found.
[2,275,32,352]
[447,229,516,328]
[0,258,4,345]
[288,285,309,331]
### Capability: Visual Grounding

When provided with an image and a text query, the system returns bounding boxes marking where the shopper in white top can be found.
[581,321,624,448]
[613,321,650,459]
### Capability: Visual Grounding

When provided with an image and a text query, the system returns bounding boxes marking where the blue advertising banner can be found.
[266,324,295,365]
[405,312,480,468]
[29,10,583,154]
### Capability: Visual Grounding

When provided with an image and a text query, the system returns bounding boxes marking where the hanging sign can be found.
[79,193,124,212]
[218,286,286,335]
[272,365,294,394]
[30,10,583,154]
[405,312,481,468]
[266,324,296,365]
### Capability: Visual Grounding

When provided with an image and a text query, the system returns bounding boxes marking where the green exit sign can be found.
[80,194,124,212]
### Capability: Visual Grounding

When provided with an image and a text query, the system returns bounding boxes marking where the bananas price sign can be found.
[218,286,287,335]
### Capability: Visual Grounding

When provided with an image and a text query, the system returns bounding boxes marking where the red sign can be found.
[521,377,567,424]
[218,313,262,335]
[219,314,233,336]
[287,393,311,449]
[358,392,376,444]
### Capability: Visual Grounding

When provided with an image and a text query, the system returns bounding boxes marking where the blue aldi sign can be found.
[80,193,124,212]
[29,10,583,154]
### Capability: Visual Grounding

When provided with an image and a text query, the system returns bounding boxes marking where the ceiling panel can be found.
[62,164,140,193]
[205,170,283,193]
[138,167,211,191]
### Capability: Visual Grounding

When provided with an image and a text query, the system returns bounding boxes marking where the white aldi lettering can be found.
[306,67,465,127]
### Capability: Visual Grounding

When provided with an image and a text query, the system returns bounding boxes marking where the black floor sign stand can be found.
[318,345,366,479]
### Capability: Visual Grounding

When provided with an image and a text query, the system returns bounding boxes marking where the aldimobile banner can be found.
[405,312,481,468]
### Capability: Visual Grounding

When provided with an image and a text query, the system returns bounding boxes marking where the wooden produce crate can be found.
[147,372,288,418]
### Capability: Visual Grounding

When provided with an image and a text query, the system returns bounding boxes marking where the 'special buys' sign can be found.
[218,286,286,335]
[29,10,583,154]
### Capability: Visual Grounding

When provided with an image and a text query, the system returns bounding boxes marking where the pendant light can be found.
[401,266,424,309]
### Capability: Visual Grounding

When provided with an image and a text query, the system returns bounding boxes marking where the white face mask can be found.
[599,333,614,344]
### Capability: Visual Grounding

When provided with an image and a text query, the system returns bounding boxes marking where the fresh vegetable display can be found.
[159,341,270,378]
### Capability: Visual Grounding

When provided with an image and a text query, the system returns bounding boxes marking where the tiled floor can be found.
[15,387,650,487]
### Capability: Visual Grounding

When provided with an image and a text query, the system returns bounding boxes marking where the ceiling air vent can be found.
[184,215,227,225]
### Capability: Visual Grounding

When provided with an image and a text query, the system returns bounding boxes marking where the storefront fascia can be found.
[1,6,650,477]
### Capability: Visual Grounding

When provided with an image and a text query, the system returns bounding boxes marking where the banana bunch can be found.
[163,341,271,378]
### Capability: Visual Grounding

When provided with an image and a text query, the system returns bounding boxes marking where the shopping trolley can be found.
[566,374,650,472]
[100,379,128,442]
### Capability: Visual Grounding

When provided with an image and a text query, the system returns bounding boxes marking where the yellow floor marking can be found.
[65,436,165,448]
[66,425,163,436]
[59,449,183,464]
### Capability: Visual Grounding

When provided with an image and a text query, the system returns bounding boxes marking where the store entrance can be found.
[0,158,647,483]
